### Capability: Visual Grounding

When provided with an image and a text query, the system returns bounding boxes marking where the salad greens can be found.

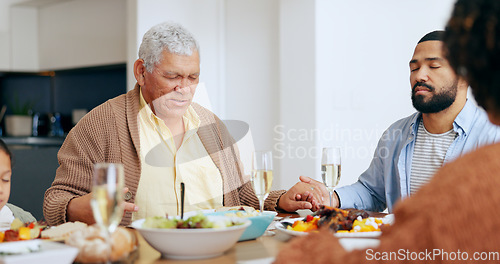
[142,213,242,229]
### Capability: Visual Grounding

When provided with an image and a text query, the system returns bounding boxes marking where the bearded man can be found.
[303,30,500,212]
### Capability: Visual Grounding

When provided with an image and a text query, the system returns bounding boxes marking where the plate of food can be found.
[274,206,392,241]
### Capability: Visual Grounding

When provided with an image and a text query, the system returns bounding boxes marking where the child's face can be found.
[0,151,11,210]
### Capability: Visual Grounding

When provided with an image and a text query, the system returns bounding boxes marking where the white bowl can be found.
[131,216,251,259]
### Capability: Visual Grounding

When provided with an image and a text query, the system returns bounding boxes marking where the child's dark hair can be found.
[0,139,12,166]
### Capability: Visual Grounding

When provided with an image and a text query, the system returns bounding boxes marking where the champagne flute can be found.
[321,147,341,207]
[251,151,273,213]
[90,163,125,262]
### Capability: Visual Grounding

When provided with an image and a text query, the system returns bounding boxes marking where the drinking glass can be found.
[91,163,125,234]
[321,147,341,207]
[251,151,273,213]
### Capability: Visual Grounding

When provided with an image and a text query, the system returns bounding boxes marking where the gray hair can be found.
[138,22,200,72]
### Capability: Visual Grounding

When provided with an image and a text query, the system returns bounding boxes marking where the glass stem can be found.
[99,226,113,264]
[329,191,333,207]
[259,198,265,212]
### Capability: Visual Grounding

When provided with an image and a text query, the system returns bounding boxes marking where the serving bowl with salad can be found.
[131,213,250,259]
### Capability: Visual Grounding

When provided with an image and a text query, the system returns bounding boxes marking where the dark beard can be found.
[411,81,457,113]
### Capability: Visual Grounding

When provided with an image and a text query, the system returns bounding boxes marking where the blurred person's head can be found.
[0,140,11,210]
[134,22,201,121]
[410,30,469,114]
[444,0,500,124]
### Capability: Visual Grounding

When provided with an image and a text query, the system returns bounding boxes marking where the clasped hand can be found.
[277,176,332,212]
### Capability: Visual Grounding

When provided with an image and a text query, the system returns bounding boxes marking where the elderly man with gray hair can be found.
[43,22,325,226]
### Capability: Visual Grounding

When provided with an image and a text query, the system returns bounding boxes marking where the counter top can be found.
[2,136,65,146]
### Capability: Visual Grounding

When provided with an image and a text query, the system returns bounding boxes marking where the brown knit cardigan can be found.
[275,142,500,264]
[43,85,285,226]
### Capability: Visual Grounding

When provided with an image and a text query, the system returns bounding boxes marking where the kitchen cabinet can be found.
[1,0,126,72]
[8,146,60,220]
[1,63,127,220]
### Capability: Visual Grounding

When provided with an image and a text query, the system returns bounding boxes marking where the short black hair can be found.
[418,30,445,44]
[444,0,500,114]
[0,139,12,167]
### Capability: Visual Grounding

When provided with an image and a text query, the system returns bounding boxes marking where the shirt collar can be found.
[409,113,421,136]
[452,99,477,136]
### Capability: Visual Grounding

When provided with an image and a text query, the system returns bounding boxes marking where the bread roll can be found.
[41,221,88,240]
[110,227,137,261]
[65,225,137,263]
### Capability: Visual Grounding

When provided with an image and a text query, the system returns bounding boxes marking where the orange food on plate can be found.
[0,219,47,242]
[286,205,388,233]
[289,215,319,232]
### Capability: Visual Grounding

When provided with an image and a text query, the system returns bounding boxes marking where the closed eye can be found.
[166,75,181,80]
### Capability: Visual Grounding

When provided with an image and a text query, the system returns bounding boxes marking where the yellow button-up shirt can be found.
[132,89,223,221]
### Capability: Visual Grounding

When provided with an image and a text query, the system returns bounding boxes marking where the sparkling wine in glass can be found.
[91,163,125,234]
[251,151,273,213]
[321,147,341,207]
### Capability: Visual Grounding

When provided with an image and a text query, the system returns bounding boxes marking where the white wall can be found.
[224,0,280,179]
[276,0,317,189]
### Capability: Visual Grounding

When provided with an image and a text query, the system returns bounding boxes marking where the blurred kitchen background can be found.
[0,0,458,220]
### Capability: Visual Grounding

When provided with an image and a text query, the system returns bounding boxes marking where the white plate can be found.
[0,240,78,264]
[274,219,382,241]
[338,238,380,251]
[334,231,381,238]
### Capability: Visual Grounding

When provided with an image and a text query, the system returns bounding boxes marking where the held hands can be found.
[66,187,139,224]
[277,176,331,212]
[299,176,339,208]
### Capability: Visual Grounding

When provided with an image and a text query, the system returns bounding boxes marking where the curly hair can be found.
[444,0,500,113]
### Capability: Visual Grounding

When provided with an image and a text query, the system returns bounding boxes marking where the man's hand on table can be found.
[277,176,331,212]
[66,187,139,224]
